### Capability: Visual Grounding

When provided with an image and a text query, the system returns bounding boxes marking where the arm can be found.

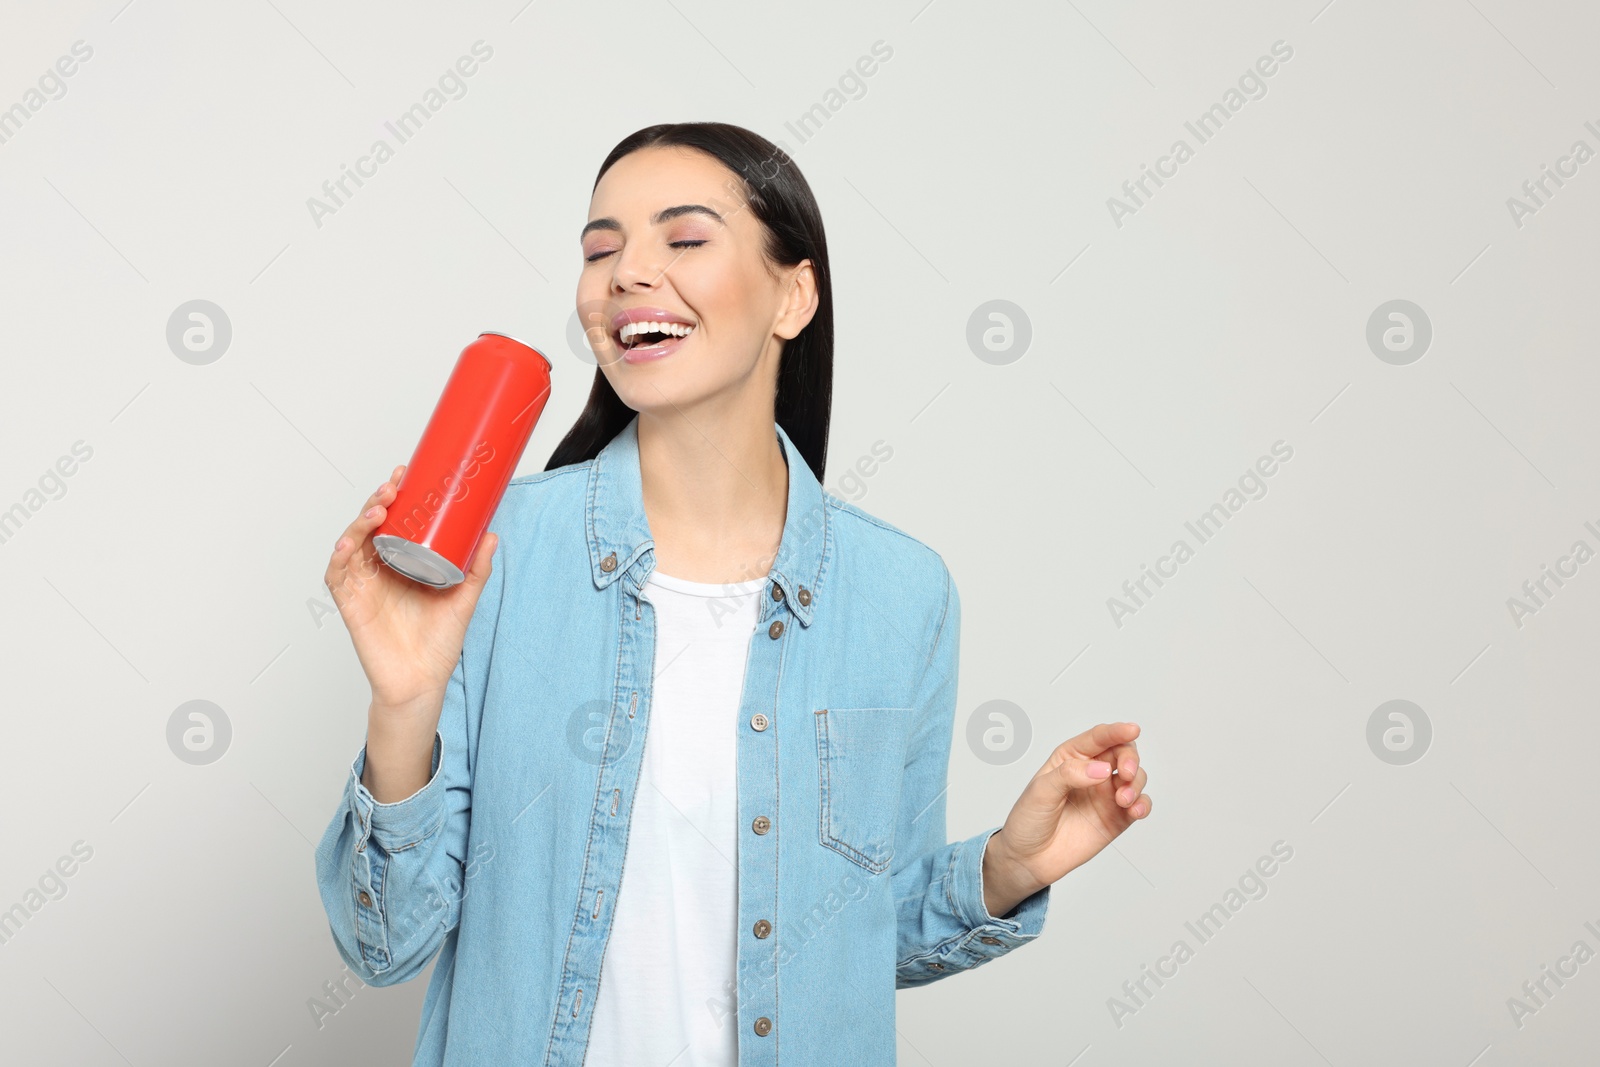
[892,565,1050,989]
[313,638,481,987]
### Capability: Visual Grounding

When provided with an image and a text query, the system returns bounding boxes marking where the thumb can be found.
[1052,755,1114,792]
[462,532,498,590]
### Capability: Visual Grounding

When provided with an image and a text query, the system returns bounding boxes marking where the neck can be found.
[636,406,788,584]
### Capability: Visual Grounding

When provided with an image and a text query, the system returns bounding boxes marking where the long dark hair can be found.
[543,122,834,484]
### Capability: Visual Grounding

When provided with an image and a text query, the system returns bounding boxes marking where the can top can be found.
[479,331,552,372]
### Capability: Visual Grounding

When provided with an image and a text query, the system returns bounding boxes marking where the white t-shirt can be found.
[584,568,769,1067]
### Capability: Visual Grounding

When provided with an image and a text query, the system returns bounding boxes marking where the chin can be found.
[610,379,691,414]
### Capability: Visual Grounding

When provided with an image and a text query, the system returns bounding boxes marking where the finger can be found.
[327,529,384,602]
[1049,721,1140,766]
[1131,792,1153,819]
[365,465,407,515]
[328,493,400,605]
[334,496,390,555]
[334,467,409,555]
[1117,766,1148,807]
[1103,741,1139,784]
[326,465,408,598]
[1050,755,1116,793]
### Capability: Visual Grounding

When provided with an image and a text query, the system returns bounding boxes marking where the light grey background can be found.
[2,0,1596,1064]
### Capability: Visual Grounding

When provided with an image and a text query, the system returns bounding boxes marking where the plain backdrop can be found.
[1,1,1596,1064]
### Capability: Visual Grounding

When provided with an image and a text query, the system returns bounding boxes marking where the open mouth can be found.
[615,320,696,351]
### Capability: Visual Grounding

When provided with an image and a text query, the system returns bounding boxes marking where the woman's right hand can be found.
[323,464,500,717]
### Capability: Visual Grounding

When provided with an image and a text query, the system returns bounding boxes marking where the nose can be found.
[610,242,669,294]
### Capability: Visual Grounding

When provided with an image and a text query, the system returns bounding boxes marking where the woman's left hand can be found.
[980,721,1151,917]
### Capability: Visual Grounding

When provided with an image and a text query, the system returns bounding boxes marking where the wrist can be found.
[362,701,441,803]
[981,830,1045,918]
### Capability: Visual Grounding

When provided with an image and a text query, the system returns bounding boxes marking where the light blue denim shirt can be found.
[314,413,1050,1065]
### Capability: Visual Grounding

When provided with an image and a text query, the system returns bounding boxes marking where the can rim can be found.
[479,331,552,372]
[372,534,466,588]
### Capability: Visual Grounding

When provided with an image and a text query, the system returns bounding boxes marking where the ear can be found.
[773,259,819,341]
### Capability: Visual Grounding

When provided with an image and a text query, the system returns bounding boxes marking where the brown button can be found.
[767,620,784,639]
[600,551,617,572]
[980,936,1002,946]
[750,713,769,732]
[929,961,945,970]
[797,587,811,606]
[753,1016,773,1037]
[752,815,771,835]
[358,891,372,908]
[770,582,784,601]
[753,919,772,938]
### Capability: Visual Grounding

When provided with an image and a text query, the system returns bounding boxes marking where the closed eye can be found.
[585,239,706,264]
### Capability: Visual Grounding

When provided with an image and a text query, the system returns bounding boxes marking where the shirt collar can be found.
[584,414,828,626]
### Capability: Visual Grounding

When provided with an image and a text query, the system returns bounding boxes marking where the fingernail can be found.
[335,536,348,551]
[1088,760,1111,778]
[365,506,380,519]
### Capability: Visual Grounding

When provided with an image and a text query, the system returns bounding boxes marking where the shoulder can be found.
[824,492,944,565]
[487,460,592,540]
[502,459,591,503]
[822,492,955,612]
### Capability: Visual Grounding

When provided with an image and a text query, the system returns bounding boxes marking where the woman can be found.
[315,121,1151,1066]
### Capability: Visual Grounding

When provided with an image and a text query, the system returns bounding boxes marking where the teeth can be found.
[619,320,695,343]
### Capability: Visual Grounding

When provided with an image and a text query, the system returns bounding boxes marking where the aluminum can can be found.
[373,331,551,587]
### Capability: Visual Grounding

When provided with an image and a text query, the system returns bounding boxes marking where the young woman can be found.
[315,122,1151,1067]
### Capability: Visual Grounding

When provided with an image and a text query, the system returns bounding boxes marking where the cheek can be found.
[576,266,608,300]
[676,260,768,342]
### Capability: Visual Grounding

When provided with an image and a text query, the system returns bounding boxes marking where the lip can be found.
[621,332,690,364]
[611,305,697,364]
[610,306,696,333]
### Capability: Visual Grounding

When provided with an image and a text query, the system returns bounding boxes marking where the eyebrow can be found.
[580,203,725,241]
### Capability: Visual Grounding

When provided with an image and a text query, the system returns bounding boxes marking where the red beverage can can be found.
[373,331,552,587]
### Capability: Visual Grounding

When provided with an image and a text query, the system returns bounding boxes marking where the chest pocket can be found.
[814,706,910,874]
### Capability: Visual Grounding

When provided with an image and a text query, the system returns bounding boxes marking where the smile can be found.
[611,312,698,364]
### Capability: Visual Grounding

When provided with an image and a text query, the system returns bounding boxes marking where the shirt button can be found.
[750,713,769,732]
[753,919,772,938]
[753,1016,773,1037]
[980,936,1002,946]
[357,891,372,908]
[797,587,811,606]
[770,582,784,601]
[767,620,784,639]
[752,815,771,835]
[600,551,617,572]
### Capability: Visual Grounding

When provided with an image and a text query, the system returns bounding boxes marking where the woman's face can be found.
[577,145,815,416]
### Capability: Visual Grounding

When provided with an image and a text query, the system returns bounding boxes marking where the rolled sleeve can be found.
[947,827,1050,944]
[348,732,447,854]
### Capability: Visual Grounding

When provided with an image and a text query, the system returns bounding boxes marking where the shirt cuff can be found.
[347,732,446,853]
[948,826,1050,948]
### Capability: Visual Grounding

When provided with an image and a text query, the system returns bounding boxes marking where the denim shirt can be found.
[314,414,1051,1066]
